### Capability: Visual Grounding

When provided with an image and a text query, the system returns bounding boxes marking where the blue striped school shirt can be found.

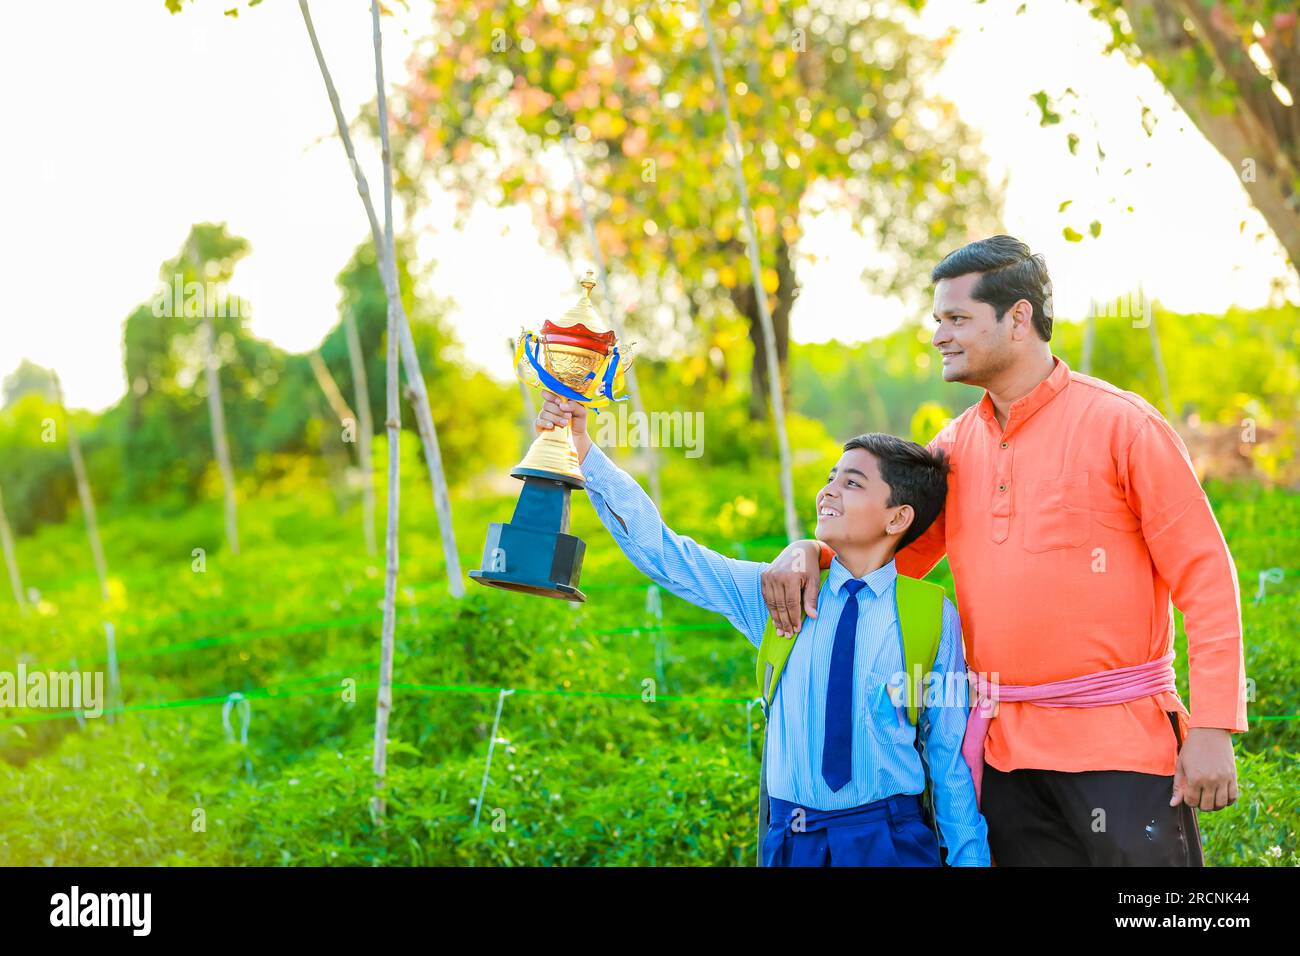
[580,441,990,866]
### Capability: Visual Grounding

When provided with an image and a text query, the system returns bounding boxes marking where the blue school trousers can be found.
[763,793,942,867]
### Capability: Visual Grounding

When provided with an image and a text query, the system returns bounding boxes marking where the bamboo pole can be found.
[202,313,241,556]
[1145,310,1176,422]
[343,313,377,556]
[560,134,661,505]
[299,0,463,600]
[699,0,801,543]
[51,372,110,601]
[1081,304,1096,375]
[372,0,400,822]
[0,481,26,612]
[309,351,357,426]
[508,337,536,455]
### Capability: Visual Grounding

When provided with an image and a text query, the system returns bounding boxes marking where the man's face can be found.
[814,448,906,550]
[931,272,1015,387]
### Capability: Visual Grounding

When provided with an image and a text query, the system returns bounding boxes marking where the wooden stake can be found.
[52,372,110,601]
[344,313,377,556]
[308,351,357,426]
[0,481,26,612]
[202,313,240,556]
[299,0,463,604]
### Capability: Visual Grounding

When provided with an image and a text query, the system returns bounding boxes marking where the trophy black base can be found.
[468,471,587,603]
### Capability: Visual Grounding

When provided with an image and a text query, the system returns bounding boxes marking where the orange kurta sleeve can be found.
[895,502,947,580]
[1121,414,1248,733]
[818,540,835,571]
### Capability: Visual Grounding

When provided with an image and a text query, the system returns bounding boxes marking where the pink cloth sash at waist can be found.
[961,651,1184,806]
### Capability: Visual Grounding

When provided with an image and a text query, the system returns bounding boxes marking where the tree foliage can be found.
[1070,1,1299,273]
[391,0,1000,417]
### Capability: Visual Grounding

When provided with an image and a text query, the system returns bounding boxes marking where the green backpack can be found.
[753,571,947,865]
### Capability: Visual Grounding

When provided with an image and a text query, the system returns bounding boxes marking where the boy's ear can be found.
[885,504,915,540]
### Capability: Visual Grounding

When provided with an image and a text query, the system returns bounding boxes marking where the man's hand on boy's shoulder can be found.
[761,540,823,637]
[536,390,592,463]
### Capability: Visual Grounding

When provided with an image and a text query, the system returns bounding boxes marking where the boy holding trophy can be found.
[534,393,990,867]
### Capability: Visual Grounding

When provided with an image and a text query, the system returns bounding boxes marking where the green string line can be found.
[8,571,713,642]
[2,669,1292,729]
[14,526,784,614]
[21,591,1291,691]
[0,675,752,727]
[48,612,392,671]
[29,608,731,674]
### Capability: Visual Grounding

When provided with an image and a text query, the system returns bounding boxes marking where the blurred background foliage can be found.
[0,0,1294,868]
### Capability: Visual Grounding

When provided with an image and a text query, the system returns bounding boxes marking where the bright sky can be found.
[1,0,1294,412]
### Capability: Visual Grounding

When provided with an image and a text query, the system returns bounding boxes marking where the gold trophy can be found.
[469,272,629,601]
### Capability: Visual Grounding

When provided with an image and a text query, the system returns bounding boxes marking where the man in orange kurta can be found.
[761,236,1247,865]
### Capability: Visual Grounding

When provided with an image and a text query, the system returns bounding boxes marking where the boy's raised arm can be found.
[580,440,769,648]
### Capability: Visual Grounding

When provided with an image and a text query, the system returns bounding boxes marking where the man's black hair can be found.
[931,234,1053,341]
[842,433,950,552]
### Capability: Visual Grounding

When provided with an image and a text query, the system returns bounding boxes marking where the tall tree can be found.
[1077,2,1299,274]
[392,0,997,418]
[121,223,305,506]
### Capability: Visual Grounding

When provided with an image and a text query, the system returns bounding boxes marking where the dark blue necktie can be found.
[822,578,867,792]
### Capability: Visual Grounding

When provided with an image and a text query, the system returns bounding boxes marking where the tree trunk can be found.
[738,237,794,422]
[0,482,26,612]
[1121,0,1299,274]
[701,0,801,544]
[300,0,463,602]
[52,373,110,602]
[343,313,377,556]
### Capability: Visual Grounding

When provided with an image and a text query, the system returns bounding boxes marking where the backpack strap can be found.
[895,574,948,862]
[895,575,946,726]
[755,572,946,719]
[754,570,828,710]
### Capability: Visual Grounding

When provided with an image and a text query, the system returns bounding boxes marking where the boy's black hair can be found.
[842,433,950,553]
[930,234,1054,342]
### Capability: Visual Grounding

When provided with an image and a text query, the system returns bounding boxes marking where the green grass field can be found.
[1,443,1296,866]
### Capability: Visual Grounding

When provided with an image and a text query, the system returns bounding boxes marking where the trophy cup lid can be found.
[543,270,616,353]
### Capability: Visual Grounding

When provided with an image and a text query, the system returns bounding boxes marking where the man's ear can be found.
[886,504,915,540]
[1008,298,1035,341]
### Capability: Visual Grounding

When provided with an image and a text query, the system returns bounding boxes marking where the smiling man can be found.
[760,235,1248,866]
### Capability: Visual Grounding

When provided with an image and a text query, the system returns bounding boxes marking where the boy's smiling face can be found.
[815,447,911,552]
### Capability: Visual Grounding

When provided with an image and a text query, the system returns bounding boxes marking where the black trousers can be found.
[981,712,1205,866]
